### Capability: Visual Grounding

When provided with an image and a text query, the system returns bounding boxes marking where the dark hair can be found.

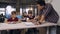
[36,0,46,6]
[11,11,16,15]
[28,10,32,14]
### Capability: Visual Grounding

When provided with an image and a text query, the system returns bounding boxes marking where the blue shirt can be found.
[5,14,11,19]
[16,15,22,19]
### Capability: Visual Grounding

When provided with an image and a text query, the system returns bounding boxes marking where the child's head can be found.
[28,10,33,17]
[11,11,16,18]
[23,12,27,17]
[36,0,45,10]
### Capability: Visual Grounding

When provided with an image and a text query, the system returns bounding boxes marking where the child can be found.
[5,11,21,34]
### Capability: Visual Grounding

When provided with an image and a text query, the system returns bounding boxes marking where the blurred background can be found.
[0,0,60,34]
[0,0,60,25]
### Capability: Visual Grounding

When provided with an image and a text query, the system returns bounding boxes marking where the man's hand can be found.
[34,16,39,19]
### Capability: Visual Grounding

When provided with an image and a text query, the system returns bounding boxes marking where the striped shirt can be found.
[39,3,59,23]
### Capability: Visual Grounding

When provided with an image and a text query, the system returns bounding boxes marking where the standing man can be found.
[36,0,59,34]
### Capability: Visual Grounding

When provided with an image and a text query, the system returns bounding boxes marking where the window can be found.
[20,8,23,15]
[0,8,5,15]
[20,6,37,16]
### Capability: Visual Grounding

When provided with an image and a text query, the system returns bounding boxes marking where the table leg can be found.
[47,27,49,34]
[20,29,26,34]
[7,30,10,34]
[0,31,1,34]
[38,27,46,34]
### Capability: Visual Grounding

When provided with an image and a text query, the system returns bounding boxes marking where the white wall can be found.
[51,0,60,26]
[51,0,60,16]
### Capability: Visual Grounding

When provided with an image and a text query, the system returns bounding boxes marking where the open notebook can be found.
[22,22,35,26]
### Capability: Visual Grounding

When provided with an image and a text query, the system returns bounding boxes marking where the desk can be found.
[0,22,57,34]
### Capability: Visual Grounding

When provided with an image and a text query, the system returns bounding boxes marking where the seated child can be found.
[5,11,21,34]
